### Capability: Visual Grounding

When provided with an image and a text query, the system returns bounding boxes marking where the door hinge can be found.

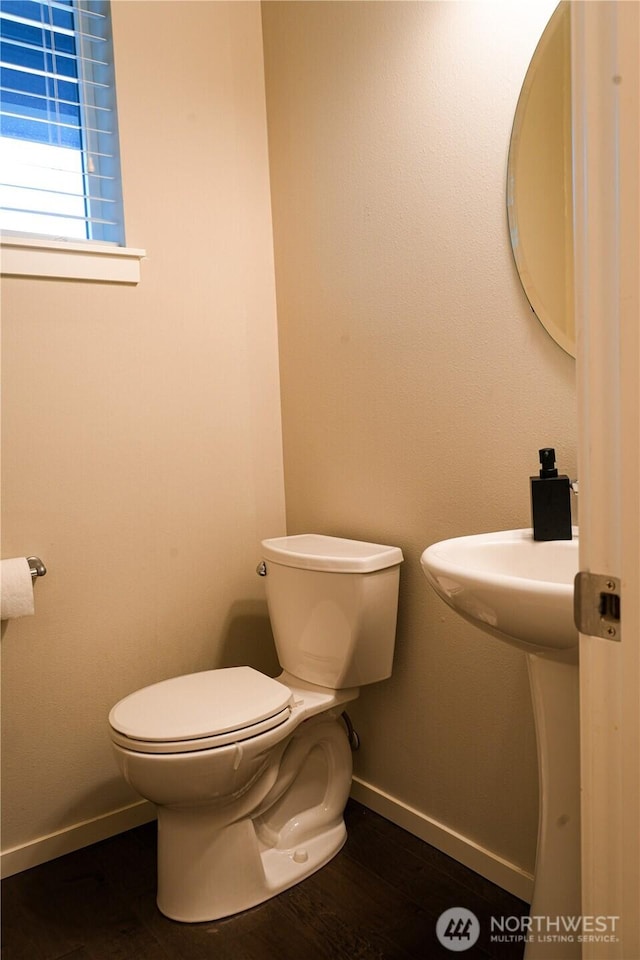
[574,572,621,641]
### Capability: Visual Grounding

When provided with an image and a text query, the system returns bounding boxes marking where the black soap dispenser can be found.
[530,447,572,541]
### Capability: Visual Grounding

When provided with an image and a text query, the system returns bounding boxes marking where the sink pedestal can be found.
[526,653,581,960]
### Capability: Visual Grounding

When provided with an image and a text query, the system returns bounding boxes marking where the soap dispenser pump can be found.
[530,447,572,541]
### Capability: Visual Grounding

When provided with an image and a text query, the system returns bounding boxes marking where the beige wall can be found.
[262,0,575,877]
[1,1,285,857]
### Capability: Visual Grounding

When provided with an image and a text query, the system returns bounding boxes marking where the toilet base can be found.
[155,713,354,922]
[156,811,347,922]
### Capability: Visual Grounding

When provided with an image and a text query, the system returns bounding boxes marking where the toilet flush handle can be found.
[256,561,267,577]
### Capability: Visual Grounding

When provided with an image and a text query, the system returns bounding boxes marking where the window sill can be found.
[0,236,146,284]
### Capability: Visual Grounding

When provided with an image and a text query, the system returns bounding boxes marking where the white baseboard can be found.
[350,776,534,903]
[1,800,156,879]
[1,780,534,903]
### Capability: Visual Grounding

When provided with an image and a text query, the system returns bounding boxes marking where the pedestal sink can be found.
[421,529,580,960]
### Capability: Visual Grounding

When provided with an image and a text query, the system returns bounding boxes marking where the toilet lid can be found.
[108,666,293,743]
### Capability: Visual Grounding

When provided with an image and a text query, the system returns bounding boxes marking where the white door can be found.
[572,2,640,957]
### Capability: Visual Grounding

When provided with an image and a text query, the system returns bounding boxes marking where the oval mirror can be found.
[507,2,575,358]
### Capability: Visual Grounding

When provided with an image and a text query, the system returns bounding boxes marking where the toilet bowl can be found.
[108,534,403,922]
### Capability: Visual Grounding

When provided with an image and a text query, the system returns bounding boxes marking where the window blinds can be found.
[0,0,124,243]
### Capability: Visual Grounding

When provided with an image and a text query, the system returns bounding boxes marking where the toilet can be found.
[108,534,403,922]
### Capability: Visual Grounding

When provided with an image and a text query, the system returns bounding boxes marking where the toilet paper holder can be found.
[27,557,47,580]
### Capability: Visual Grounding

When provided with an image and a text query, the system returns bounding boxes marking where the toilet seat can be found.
[109,666,293,755]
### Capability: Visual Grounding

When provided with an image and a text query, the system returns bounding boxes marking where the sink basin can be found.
[420,528,578,654]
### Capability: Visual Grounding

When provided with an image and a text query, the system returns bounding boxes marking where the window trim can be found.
[1,234,145,283]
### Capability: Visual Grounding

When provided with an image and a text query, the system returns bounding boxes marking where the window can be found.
[0,0,125,245]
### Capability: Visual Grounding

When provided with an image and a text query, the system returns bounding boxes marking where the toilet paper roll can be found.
[1,558,35,620]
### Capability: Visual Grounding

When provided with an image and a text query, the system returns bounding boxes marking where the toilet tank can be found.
[261,535,403,689]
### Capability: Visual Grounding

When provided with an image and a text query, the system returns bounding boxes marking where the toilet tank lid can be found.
[261,534,404,573]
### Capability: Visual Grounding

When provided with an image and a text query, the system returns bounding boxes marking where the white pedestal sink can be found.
[421,529,580,960]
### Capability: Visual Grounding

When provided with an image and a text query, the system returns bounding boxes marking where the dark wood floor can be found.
[2,800,528,960]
